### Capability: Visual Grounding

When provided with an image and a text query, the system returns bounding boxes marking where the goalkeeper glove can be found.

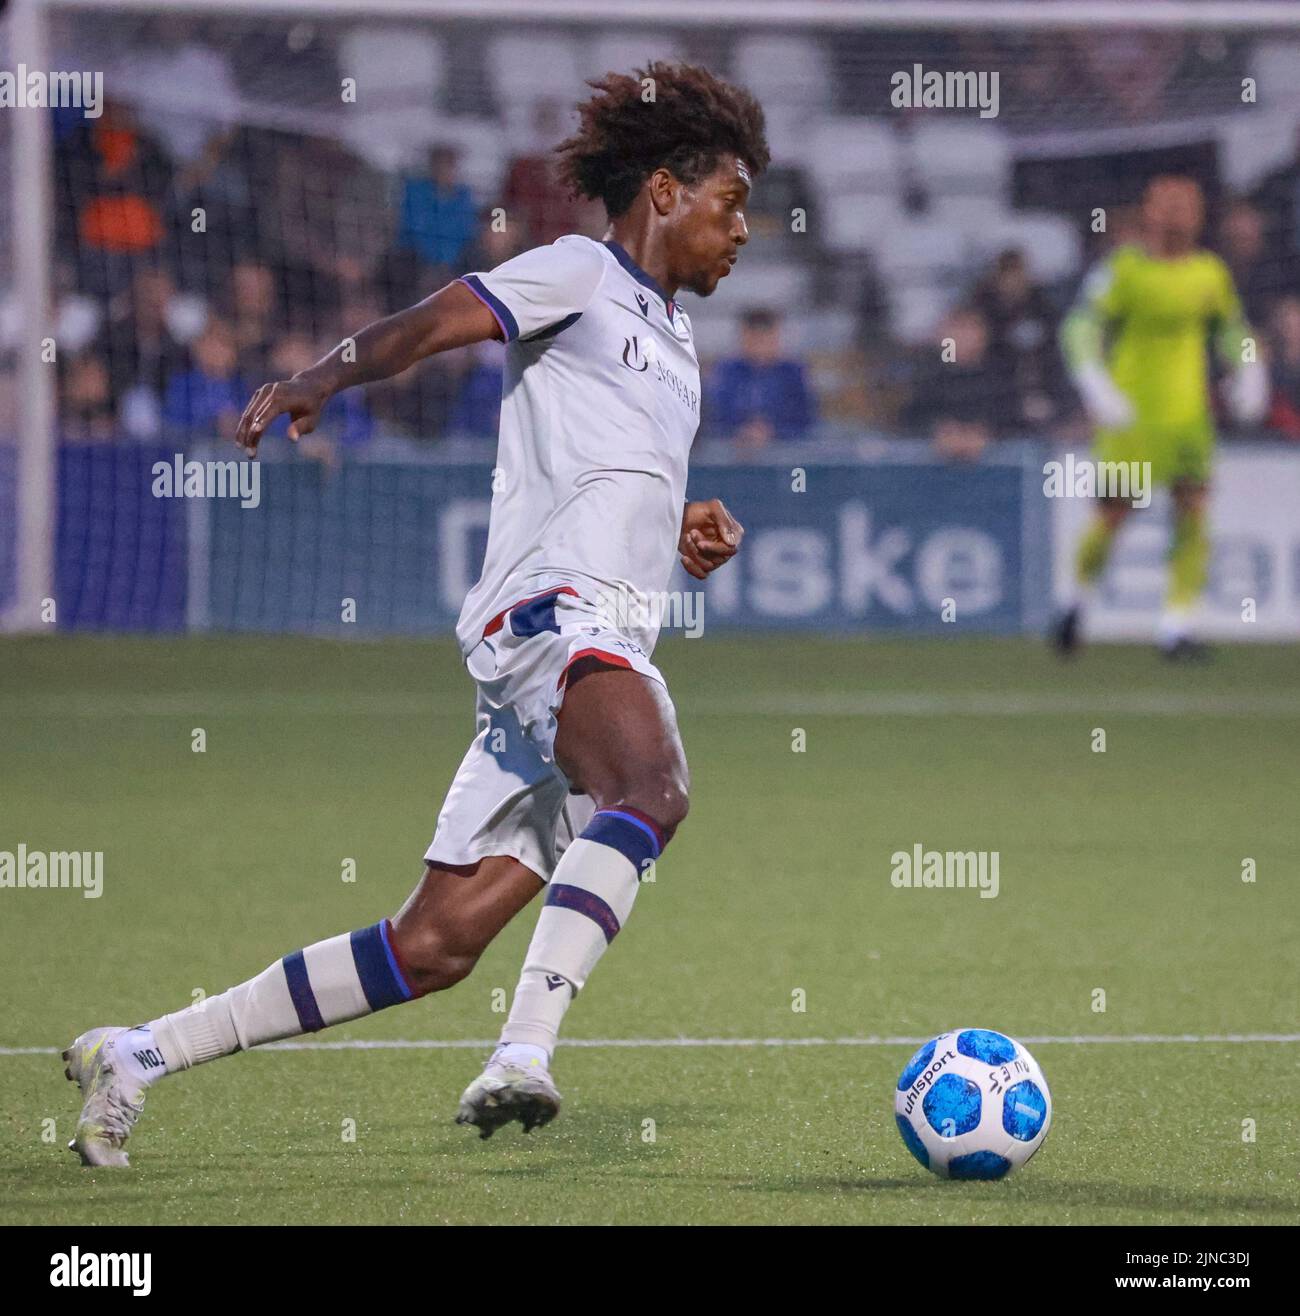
[1227,359,1269,425]
[1074,362,1135,429]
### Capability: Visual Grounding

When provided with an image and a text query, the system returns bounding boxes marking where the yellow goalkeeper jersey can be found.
[1063,244,1247,432]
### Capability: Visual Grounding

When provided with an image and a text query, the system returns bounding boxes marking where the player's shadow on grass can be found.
[429,1101,733,1162]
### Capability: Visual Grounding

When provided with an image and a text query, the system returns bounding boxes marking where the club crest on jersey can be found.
[621,336,650,372]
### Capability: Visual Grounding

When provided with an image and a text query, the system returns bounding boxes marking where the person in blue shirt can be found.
[397,145,479,272]
[163,318,245,441]
[709,307,815,446]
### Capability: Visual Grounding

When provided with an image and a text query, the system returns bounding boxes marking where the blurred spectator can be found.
[1253,125,1300,265]
[907,306,1014,462]
[269,134,393,330]
[59,352,116,441]
[221,258,279,381]
[447,340,506,438]
[502,100,604,247]
[163,318,245,441]
[460,209,528,275]
[710,309,816,448]
[853,256,891,349]
[165,125,277,302]
[1069,30,1186,122]
[970,249,1066,429]
[1265,295,1300,440]
[56,100,171,295]
[104,265,198,392]
[103,264,206,440]
[397,146,479,272]
[1219,198,1290,325]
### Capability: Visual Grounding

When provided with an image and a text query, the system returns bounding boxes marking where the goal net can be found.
[3,0,1299,632]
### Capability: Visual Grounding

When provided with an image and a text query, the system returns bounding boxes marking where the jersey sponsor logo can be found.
[651,358,699,416]
[619,336,699,415]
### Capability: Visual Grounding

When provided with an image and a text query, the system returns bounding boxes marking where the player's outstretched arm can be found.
[234,280,501,455]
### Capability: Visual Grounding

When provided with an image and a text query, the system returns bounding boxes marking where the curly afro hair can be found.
[556,61,770,219]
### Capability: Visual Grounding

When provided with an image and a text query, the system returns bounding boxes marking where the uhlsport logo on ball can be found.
[894,1028,1051,1179]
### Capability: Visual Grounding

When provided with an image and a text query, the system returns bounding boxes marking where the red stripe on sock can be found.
[612,804,668,851]
[383,918,422,999]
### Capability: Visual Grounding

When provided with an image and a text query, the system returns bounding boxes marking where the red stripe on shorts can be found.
[556,648,634,690]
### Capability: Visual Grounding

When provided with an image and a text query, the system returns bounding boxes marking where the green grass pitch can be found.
[1,633,1296,1225]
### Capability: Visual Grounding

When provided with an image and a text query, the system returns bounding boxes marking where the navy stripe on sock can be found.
[350,922,413,1011]
[582,809,662,874]
[282,950,325,1033]
[544,883,621,943]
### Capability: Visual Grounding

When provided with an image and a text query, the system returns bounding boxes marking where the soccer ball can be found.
[894,1028,1051,1179]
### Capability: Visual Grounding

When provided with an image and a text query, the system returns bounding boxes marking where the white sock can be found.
[499,809,663,1055]
[113,1025,170,1088]
[495,1042,550,1069]
[151,919,417,1072]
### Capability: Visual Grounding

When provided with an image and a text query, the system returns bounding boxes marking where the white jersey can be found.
[455,235,701,658]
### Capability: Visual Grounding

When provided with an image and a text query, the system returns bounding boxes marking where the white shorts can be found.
[424,587,668,882]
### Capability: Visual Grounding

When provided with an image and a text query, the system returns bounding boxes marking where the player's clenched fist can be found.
[679,498,744,579]
[234,377,329,456]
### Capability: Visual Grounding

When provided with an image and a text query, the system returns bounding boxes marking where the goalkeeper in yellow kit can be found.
[1055,176,1268,658]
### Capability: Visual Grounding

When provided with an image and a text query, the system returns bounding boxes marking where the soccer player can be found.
[62,64,769,1165]
[1055,176,1268,658]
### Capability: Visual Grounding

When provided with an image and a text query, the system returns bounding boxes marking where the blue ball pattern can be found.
[949,1150,1012,1180]
[1002,1079,1048,1141]
[922,1073,981,1136]
[956,1028,1018,1065]
[896,1037,937,1091]
[895,1114,930,1169]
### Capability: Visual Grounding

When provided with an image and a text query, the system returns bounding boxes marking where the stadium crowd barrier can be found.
[4,438,1296,638]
